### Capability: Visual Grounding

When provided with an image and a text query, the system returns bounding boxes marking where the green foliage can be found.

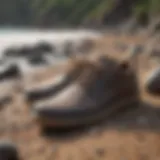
[0,0,160,26]
[0,0,32,25]
[133,0,160,18]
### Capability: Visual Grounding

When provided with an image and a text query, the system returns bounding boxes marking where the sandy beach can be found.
[0,30,160,160]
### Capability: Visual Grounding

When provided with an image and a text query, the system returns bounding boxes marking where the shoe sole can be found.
[33,92,139,129]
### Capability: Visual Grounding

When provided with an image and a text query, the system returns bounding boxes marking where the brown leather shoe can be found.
[33,56,140,128]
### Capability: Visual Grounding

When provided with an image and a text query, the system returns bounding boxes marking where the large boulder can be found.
[28,55,49,66]
[3,47,20,58]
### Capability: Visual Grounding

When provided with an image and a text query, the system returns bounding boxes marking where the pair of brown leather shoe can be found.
[30,56,140,128]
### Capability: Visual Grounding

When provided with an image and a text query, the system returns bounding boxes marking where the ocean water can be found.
[0,27,101,54]
[0,27,101,72]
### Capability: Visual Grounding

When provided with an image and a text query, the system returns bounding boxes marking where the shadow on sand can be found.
[40,101,160,142]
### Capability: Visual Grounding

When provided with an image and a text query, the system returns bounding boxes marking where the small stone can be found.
[145,67,160,95]
[35,41,53,53]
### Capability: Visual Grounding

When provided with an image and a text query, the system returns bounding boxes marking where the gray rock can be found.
[145,67,160,95]
[3,41,54,61]
[0,63,21,81]
[3,47,20,58]
[28,55,49,66]
[34,41,54,54]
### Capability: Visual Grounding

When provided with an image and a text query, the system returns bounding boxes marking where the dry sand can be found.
[0,32,160,160]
